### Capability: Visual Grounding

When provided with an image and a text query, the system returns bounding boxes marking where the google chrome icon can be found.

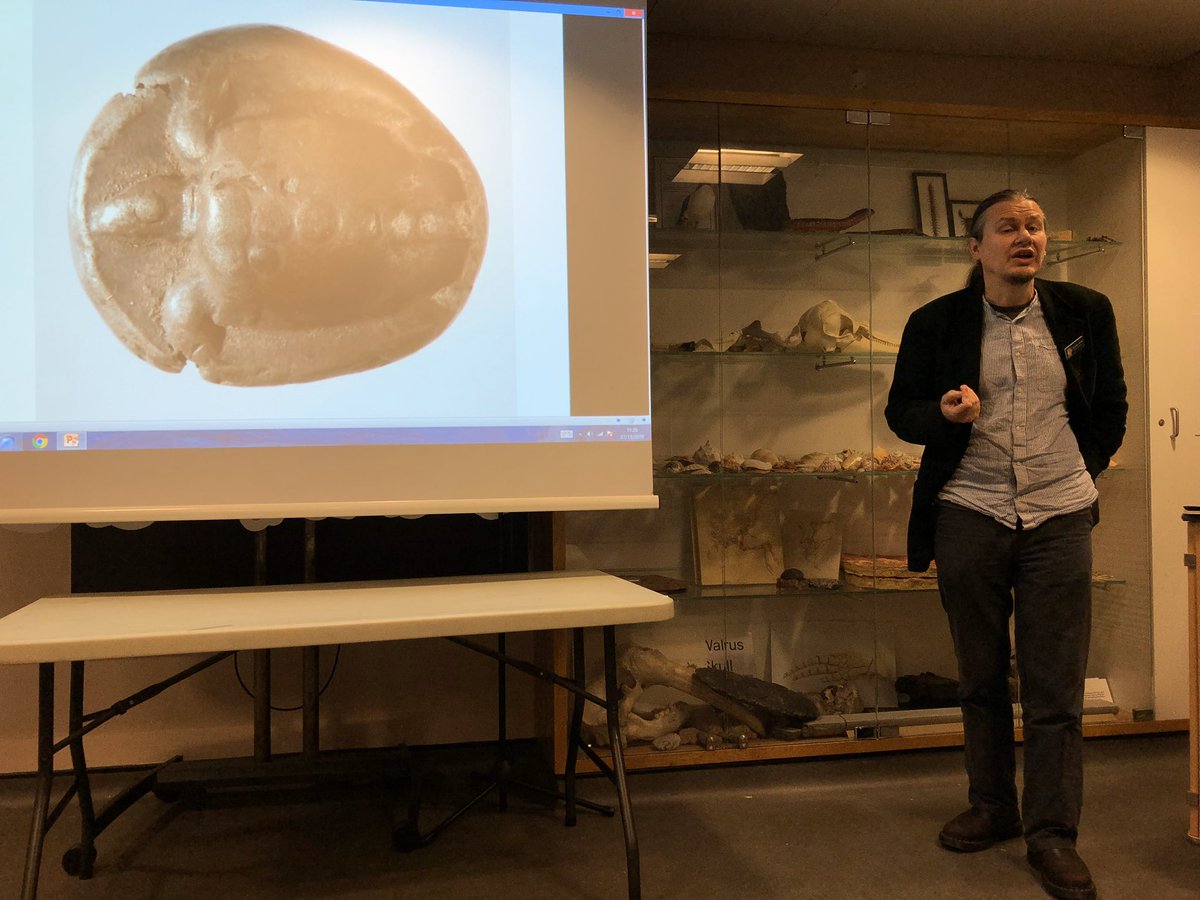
[31,434,49,449]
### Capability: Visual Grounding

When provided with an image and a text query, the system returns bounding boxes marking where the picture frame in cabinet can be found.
[912,171,952,237]
[692,483,783,586]
[781,513,842,582]
[950,199,980,238]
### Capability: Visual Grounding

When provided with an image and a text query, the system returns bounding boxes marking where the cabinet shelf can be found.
[782,699,1120,738]
[655,469,918,481]
[624,572,1123,601]
[650,227,1120,264]
[652,349,898,364]
[657,580,930,602]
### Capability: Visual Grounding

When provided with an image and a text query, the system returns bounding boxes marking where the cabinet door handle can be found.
[1170,406,1180,441]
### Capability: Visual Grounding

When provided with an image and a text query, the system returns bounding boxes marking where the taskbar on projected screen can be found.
[0,423,650,452]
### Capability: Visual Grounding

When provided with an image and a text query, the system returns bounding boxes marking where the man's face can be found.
[968,198,1047,288]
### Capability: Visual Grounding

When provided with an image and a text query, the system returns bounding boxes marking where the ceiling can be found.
[645,0,1200,69]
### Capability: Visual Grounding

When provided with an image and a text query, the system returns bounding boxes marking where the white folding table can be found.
[0,569,674,900]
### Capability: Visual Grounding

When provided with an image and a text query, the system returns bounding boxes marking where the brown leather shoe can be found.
[938,807,1023,852]
[1028,847,1097,900]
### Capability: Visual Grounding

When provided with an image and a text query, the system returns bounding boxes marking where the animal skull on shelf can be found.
[787,299,898,352]
[580,645,768,748]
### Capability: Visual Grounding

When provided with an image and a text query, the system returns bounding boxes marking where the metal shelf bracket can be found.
[815,354,858,370]
[1045,245,1109,266]
[814,235,856,260]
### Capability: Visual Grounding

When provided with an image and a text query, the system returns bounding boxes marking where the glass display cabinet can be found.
[561,100,1153,770]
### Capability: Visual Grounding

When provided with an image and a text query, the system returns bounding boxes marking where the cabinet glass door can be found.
[868,112,1151,733]
[562,103,1150,764]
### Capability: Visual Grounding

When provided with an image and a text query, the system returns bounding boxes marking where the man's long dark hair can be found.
[964,188,1040,293]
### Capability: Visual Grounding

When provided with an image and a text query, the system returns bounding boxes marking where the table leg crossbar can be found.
[22,653,232,900]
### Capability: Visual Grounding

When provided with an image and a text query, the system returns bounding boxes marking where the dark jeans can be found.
[934,502,1094,852]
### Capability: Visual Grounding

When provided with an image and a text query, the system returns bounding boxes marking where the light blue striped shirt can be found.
[939,294,1097,529]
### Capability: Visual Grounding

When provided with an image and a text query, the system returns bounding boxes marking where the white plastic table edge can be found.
[0,570,675,664]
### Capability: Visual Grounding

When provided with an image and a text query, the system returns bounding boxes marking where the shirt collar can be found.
[982,289,1039,322]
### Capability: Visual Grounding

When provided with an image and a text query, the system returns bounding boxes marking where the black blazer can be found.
[884,278,1128,571]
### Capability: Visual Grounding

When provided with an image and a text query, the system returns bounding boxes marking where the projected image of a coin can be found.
[69,25,488,386]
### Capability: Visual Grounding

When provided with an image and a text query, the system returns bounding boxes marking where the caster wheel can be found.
[152,783,181,803]
[61,844,96,878]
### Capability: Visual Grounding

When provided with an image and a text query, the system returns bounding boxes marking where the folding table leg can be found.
[602,625,640,900]
[253,649,271,762]
[496,633,509,813]
[64,661,98,879]
[301,646,320,760]
[22,662,55,900]
[563,628,587,827]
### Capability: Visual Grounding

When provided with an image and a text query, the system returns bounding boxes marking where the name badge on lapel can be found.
[1064,336,1084,360]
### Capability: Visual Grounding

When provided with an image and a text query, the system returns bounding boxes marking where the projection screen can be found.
[0,0,654,523]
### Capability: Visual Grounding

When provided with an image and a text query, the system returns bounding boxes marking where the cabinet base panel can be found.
[560,718,1188,774]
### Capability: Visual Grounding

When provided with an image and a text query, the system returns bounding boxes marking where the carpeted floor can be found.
[1,734,1197,899]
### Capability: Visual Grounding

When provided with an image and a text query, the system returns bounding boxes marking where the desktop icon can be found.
[31,434,50,450]
[0,435,16,451]
[61,432,81,449]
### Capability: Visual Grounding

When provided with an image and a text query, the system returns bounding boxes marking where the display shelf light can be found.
[672,148,802,185]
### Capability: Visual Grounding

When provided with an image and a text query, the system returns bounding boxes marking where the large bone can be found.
[581,673,693,747]
[621,646,767,736]
[623,700,692,742]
